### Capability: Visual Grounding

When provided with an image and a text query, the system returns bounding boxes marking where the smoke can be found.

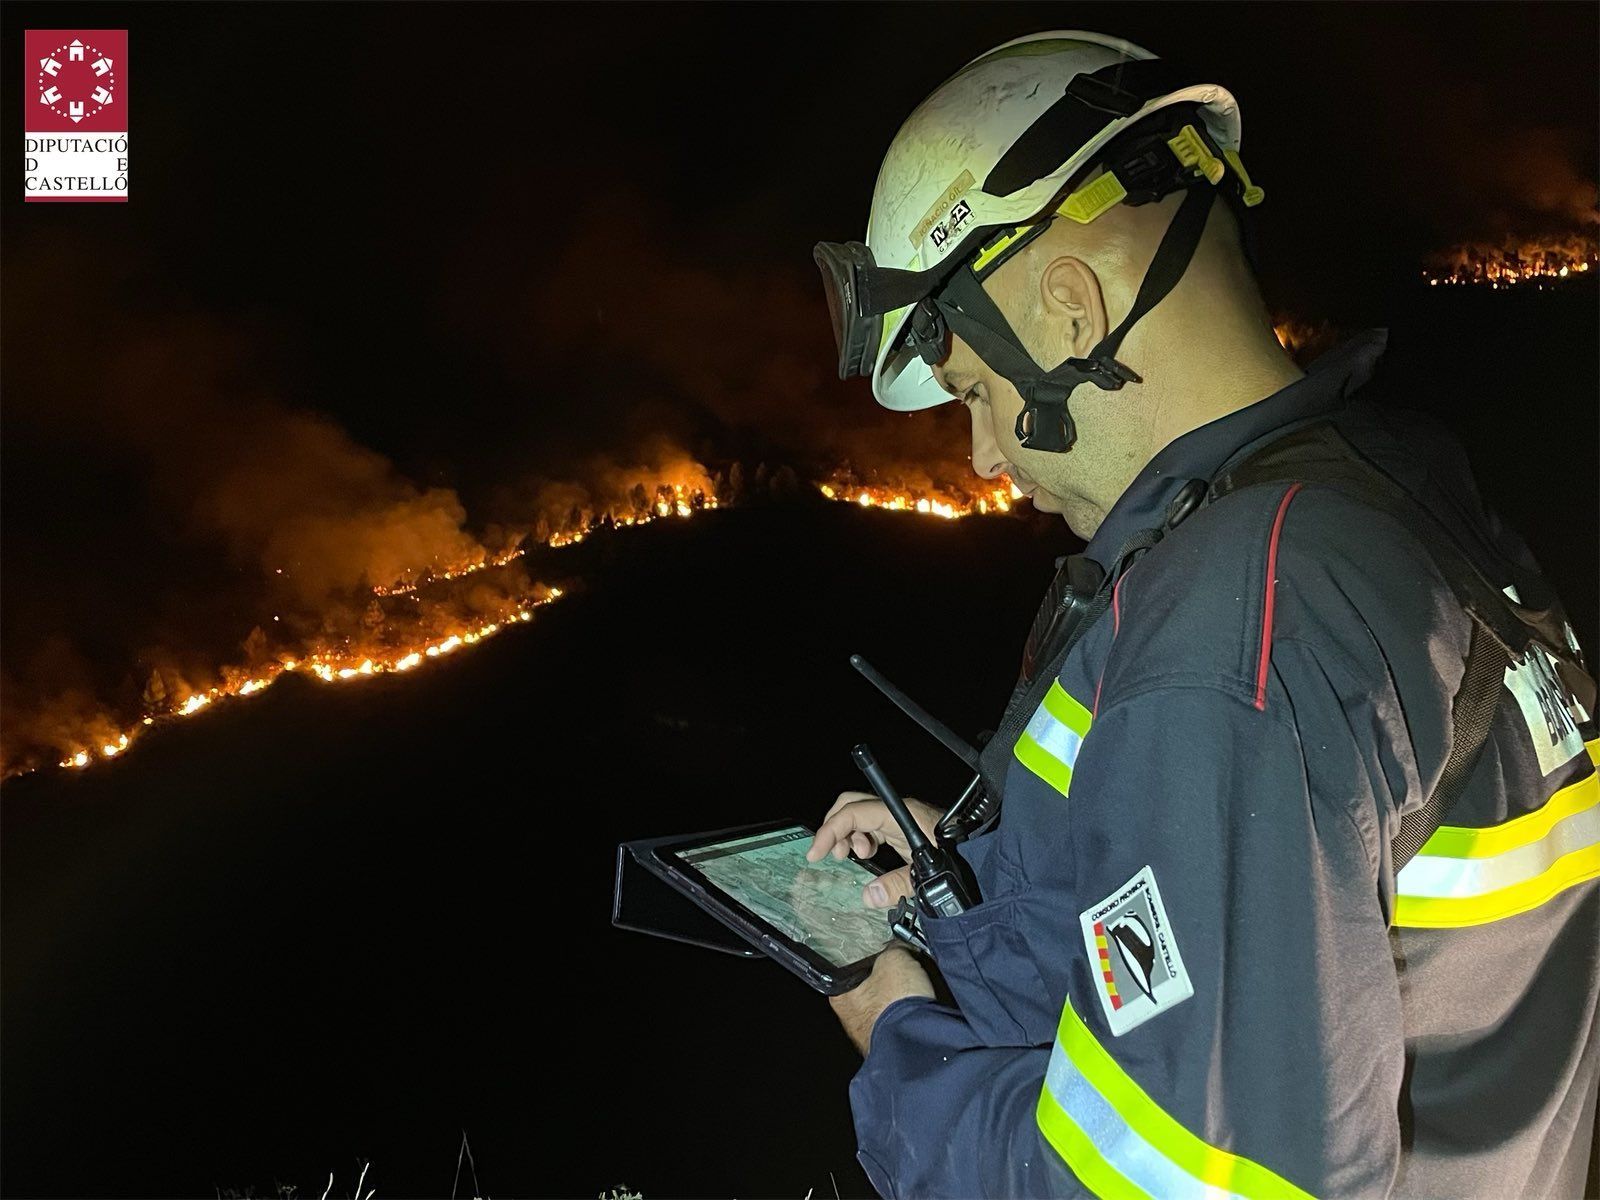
[0,235,522,773]
[197,411,484,605]
[1341,18,1598,246]
[442,187,982,514]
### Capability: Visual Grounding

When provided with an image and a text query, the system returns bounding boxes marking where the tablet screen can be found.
[675,826,891,967]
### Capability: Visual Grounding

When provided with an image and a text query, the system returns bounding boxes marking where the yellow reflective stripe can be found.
[1036,1092,1149,1200]
[1042,678,1093,736]
[1016,732,1075,796]
[1040,1001,1315,1200]
[1394,743,1600,929]
[1015,681,1093,797]
[1420,767,1598,859]
[1589,737,1600,768]
[1394,841,1600,929]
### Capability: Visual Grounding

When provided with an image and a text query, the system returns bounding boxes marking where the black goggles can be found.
[811,242,961,381]
[812,223,1053,382]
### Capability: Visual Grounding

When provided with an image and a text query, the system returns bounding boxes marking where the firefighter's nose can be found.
[969,402,1008,480]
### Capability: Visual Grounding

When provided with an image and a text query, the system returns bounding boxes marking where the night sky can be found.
[2,4,1597,1197]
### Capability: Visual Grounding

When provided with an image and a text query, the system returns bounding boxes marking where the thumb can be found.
[863,866,914,910]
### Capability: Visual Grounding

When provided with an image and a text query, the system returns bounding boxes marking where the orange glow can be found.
[817,475,1019,519]
[1421,237,1597,289]
[37,466,1012,777]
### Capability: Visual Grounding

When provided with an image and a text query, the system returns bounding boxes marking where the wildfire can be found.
[52,592,563,773]
[370,545,530,596]
[545,484,721,548]
[29,470,1024,780]
[1421,236,1597,289]
[817,476,1023,519]
[370,482,724,584]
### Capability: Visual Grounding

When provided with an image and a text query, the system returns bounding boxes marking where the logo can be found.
[1108,914,1156,999]
[909,169,975,250]
[24,30,128,202]
[1080,865,1193,1036]
[927,199,974,254]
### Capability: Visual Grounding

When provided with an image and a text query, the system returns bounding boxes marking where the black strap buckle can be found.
[1014,356,1142,451]
[1074,354,1142,389]
[1015,384,1074,452]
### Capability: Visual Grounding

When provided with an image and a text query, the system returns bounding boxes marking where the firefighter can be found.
[809,31,1599,1199]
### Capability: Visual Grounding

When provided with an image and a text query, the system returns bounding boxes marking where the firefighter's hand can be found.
[806,791,940,909]
[828,945,935,1057]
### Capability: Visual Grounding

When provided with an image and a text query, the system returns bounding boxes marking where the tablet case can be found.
[612,833,762,958]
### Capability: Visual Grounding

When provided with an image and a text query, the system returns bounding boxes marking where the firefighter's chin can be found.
[1042,490,1103,539]
[1029,487,1062,514]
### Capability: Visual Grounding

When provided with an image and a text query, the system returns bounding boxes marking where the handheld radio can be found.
[850,741,978,955]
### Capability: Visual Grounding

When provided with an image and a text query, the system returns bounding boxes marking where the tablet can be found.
[637,819,894,994]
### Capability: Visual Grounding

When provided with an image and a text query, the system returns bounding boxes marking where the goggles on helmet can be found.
[815,101,1258,451]
[812,241,963,381]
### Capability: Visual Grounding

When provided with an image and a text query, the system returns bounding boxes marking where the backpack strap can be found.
[1390,619,1508,869]
[1212,421,1591,872]
[979,526,1164,798]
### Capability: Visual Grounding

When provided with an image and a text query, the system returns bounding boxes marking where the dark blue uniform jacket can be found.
[850,331,1600,1199]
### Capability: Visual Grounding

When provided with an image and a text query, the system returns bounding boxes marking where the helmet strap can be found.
[934,183,1216,453]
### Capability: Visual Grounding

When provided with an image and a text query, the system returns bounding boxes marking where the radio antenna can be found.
[850,654,981,771]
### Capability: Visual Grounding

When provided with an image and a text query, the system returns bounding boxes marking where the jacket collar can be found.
[1080,328,1389,571]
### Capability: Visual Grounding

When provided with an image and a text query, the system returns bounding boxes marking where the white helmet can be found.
[814,31,1263,448]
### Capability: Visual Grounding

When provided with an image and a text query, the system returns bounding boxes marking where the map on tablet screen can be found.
[677,827,891,967]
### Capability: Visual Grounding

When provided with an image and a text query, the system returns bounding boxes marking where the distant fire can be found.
[1422,235,1597,289]
[26,218,1595,782]
[48,591,563,775]
[817,476,1023,518]
[22,474,1011,780]
[370,482,722,591]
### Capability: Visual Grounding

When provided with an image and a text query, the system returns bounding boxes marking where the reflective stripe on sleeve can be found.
[1036,1000,1314,1200]
[1014,680,1093,797]
[1394,742,1600,928]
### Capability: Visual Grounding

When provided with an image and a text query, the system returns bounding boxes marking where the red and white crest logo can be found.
[36,35,119,126]
[24,29,128,201]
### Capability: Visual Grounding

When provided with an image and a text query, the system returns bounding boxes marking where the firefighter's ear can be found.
[1039,255,1108,360]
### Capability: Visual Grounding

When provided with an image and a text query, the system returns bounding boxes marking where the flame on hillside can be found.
[52,592,560,772]
[817,476,1023,519]
[1422,235,1597,289]
[19,466,1016,780]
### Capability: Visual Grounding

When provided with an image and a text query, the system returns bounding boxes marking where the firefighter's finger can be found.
[850,831,879,859]
[825,789,927,826]
[863,866,914,909]
[826,790,879,822]
[807,800,908,863]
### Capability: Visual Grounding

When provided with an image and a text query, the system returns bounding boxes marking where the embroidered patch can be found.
[1079,866,1193,1036]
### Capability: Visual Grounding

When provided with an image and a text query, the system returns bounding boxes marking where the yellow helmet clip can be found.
[1222,147,1265,207]
[1166,124,1225,186]
[1058,170,1129,225]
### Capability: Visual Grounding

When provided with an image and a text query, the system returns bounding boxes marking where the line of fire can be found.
[6,230,1591,783]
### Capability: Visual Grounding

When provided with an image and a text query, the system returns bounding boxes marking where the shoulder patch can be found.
[1079,866,1193,1036]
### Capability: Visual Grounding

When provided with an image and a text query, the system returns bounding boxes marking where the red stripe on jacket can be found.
[1256,482,1304,711]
